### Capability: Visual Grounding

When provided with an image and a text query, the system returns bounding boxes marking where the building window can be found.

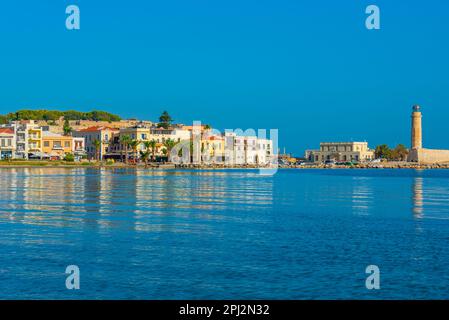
[44,141,50,147]
[54,141,62,148]
[64,141,70,148]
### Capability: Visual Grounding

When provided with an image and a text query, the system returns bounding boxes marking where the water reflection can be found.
[0,168,274,233]
[412,177,424,218]
[350,176,374,216]
[411,174,449,220]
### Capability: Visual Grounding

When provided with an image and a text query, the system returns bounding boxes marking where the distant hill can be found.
[0,109,122,123]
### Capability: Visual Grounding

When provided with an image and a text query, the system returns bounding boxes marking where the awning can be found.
[29,152,51,158]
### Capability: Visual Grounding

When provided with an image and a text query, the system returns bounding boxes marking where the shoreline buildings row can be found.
[0,121,86,160]
[2,105,448,165]
[0,120,274,165]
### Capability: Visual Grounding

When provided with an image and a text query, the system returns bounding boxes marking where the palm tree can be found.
[143,140,156,163]
[148,139,157,161]
[120,135,131,164]
[161,148,168,160]
[128,140,140,164]
[93,139,101,161]
[140,150,151,168]
[163,138,177,162]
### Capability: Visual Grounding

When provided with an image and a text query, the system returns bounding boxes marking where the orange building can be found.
[42,132,73,159]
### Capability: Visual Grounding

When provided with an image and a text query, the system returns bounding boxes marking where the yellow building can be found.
[201,135,225,162]
[28,127,42,153]
[42,132,73,159]
[119,127,151,153]
[306,142,374,163]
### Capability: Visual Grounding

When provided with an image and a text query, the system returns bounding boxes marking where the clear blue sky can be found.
[1,0,449,155]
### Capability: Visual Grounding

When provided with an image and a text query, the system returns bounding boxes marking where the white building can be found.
[149,127,191,144]
[224,133,273,165]
[73,126,118,160]
[0,128,16,160]
[1,120,43,159]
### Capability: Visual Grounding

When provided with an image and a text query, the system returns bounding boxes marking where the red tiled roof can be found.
[0,128,14,134]
[78,126,118,132]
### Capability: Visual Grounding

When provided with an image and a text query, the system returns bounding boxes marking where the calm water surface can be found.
[1,168,449,299]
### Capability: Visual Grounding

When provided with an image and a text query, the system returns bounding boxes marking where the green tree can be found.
[63,119,72,136]
[140,150,151,168]
[144,140,157,162]
[391,144,409,161]
[120,135,131,164]
[158,111,173,129]
[375,144,392,160]
[93,139,102,161]
[129,140,140,163]
[64,153,75,162]
[4,109,121,122]
[0,115,8,124]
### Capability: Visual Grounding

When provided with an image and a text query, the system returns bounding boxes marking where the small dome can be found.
[413,105,421,112]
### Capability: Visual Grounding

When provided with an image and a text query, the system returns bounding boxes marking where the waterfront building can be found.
[224,133,273,165]
[2,120,45,159]
[106,126,190,160]
[305,142,374,163]
[42,132,74,159]
[256,138,273,165]
[73,126,118,160]
[407,105,449,164]
[117,126,151,154]
[72,137,86,159]
[150,127,191,144]
[0,128,16,160]
[27,126,43,157]
[201,134,225,163]
[13,122,30,159]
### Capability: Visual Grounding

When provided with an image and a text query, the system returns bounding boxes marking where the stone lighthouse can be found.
[411,105,422,149]
[407,105,449,164]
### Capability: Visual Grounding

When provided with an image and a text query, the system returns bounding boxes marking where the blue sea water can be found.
[1,168,449,299]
